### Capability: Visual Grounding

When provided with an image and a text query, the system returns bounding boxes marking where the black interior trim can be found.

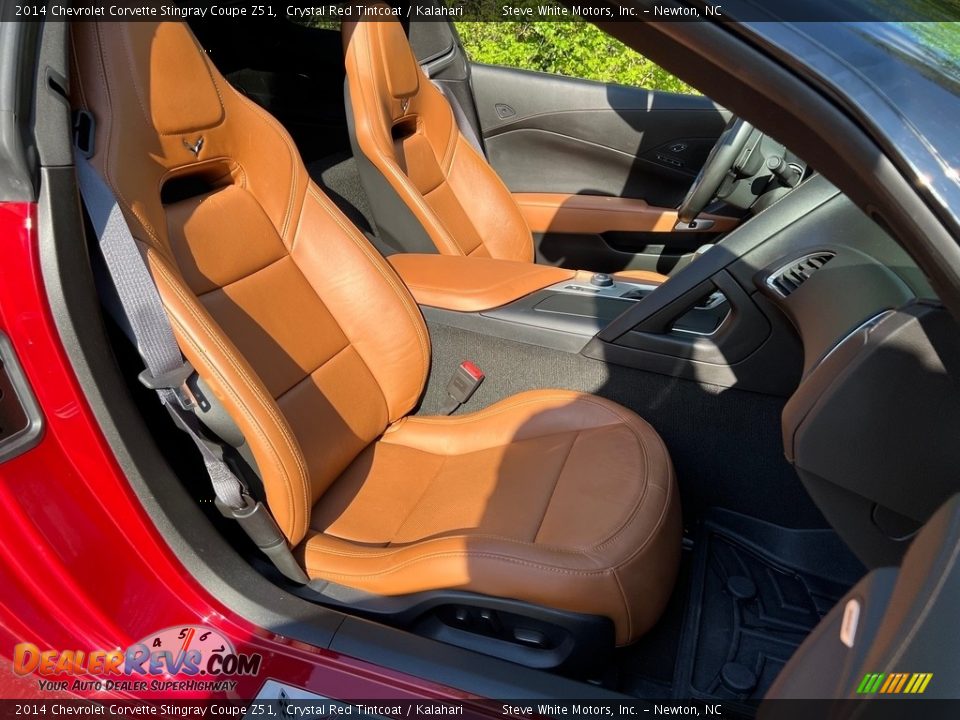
[0,16,38,201]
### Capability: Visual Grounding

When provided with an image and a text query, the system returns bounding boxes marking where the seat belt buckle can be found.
[441,361,485,415]
[138,361,200,411]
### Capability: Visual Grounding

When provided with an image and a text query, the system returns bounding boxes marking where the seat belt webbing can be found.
[74,151,308,584]
[430,79,486,157]
[76,156,247,511]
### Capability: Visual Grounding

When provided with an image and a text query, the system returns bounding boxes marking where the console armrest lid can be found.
[388,254,575,312]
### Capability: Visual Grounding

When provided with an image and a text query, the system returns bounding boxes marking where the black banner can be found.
[5,0,960,23]
[2,699,960,720]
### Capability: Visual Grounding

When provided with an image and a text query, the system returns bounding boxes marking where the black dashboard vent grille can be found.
[769,252,835,297]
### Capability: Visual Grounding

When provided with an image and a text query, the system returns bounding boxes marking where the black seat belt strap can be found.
[74,120,307,584]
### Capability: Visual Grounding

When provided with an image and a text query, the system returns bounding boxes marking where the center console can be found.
[486,274,730,339]
[387,233,805,397]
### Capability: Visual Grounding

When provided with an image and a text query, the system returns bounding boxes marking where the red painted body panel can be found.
[0,201,465,701]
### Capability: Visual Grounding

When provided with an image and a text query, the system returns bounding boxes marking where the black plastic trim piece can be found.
[0,333,44,464]
[782,303,960,567]
[295,584,614,672]
[331,616,626,700]
[0,16,39,201]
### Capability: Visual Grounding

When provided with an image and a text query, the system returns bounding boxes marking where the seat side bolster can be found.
[444,134,535,263]
[293,183,431,422]
[147,248,313,546]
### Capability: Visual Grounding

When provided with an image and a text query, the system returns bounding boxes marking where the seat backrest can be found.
[70,21,431,547]
[342,10,534,262]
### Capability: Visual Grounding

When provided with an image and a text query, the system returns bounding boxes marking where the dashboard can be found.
[716,173,954,569]
[581,169,955,568]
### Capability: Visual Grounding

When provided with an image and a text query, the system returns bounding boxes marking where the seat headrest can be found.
[375,19,420,99]
[124,21,225,135]
[342,6,420,100]
[70,21,306,261]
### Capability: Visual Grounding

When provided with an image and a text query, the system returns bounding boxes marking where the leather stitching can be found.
[151,257,311,541]
[402,269,571,299]
[232,91,299,240]
[274,342,352,402]
[611,566,633,641]
[119,26,225,137]
[439,90,459,173]
[389,391,671,551]
[389,453,448,544]
[531,431,579,544]
[304,549,619,578]
[421,181,482,256]
[305,184,431,397]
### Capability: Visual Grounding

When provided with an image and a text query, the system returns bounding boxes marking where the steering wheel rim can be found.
[677,116,754,224]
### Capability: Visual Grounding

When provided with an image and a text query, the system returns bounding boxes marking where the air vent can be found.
[768,252,835,297]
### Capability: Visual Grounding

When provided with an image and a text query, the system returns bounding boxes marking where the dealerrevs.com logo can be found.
[13,625,262,693]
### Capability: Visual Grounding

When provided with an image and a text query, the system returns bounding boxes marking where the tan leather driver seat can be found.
[342,10,669,285]
[71,21,680,646]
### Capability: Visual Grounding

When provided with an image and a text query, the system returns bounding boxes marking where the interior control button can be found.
[590,273,614,288]
[766,155,801,187]
[513,628,548,648]
[674,219,715,231]
[479,609,504,635]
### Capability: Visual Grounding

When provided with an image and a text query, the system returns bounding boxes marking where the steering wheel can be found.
[677,116,755,223]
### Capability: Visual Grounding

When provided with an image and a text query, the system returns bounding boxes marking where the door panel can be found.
[513,193,737,274]
[513,194,739,235]
[470,63,731,273]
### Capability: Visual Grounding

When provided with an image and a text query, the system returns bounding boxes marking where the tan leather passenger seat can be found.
[342,9,671,284]
[71,21,680,646]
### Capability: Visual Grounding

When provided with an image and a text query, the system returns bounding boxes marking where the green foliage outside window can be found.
[454,21,700,94]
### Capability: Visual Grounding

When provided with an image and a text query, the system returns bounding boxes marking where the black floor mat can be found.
[673,509,864,709]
